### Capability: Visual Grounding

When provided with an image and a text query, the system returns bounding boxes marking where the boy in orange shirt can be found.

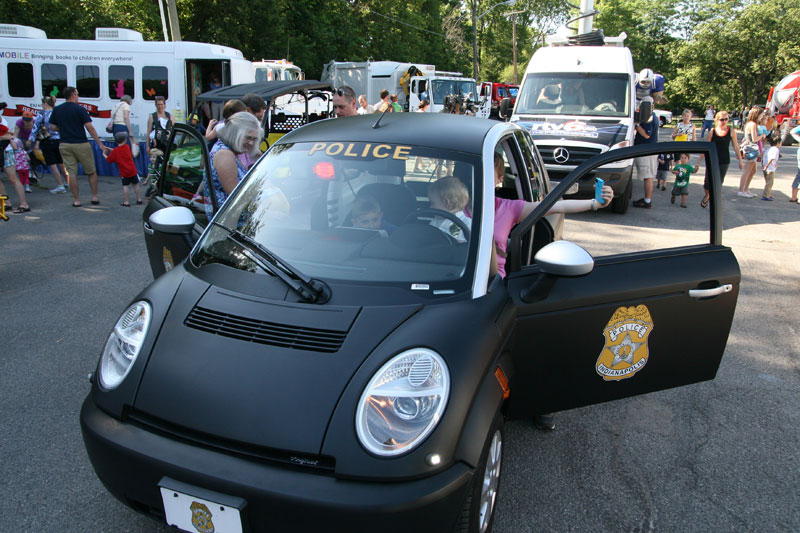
[104,132,141,206]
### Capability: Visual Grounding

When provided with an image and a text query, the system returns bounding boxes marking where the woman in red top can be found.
[104,131,141,206]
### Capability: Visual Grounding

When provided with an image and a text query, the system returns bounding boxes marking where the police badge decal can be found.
[595,305,654,381]
[190,501,215,533]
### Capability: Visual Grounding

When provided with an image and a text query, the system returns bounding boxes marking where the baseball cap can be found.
[0,124,8,136]
[22,110,33,120]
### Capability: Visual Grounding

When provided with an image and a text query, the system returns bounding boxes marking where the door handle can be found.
[689,284,732,298]
[143,221,155,236]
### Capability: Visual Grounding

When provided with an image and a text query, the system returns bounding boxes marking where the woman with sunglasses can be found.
[697,111,742,207]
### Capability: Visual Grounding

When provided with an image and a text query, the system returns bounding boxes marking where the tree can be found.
[673,0,800,111]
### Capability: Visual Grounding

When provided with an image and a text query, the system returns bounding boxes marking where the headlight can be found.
[356,348,450,456]
[98,301,151,390]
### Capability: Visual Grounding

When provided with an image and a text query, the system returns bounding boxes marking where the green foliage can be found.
[3,0,798,112]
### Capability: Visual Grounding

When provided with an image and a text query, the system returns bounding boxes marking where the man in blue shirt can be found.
[632,110,659,208]
[49,86,110,207]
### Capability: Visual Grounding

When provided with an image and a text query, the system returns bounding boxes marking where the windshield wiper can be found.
[211,221,331,304]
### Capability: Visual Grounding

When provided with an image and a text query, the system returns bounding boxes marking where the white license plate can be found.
[160,486,243,533]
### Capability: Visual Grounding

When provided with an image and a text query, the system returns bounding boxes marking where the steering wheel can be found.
[404,208,471,242]
[594,102,616,112]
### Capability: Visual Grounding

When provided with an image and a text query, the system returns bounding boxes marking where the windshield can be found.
[499,86,518,99]
[431,79,477,105]
[516,73,630,117]
[192,141,481,288]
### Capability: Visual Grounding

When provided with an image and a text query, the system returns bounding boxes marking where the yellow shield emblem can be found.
[190,501,215,533]
[596,305,654,381]
[162,246,174,272]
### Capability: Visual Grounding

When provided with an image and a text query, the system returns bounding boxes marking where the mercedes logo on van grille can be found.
[553,147,570,164]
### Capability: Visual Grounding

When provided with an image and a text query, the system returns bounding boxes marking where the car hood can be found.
[133,277,419,456]
[514,117,629,148]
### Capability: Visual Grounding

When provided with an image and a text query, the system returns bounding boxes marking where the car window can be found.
[161,129,209,227]
[552,147,718,257]
[192,141,483,289]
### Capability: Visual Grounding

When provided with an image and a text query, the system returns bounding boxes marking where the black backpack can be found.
[151,111,172,151]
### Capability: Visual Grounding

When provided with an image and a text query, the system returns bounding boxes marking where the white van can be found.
[510,35,635,213]
[0,24,254,139]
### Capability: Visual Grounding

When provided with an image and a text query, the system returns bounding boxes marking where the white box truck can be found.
[509,34,636,213]
[321,60,488,116]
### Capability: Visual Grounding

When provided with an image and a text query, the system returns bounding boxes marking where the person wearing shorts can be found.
[49,86,110,207]
[28,95,69,194]
[104,132,141,207]
[632,111,659,208]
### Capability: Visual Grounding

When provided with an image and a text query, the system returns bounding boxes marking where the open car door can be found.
[504,142,740,417]
[142,123,212,278]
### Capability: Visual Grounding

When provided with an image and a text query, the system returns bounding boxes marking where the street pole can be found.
[513,19,517,84]
[472,0,479,81]
[507,10,524,84]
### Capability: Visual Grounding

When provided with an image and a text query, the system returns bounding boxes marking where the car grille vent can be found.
[541,146,603,166]
[184,306,347,353]
[127,410,336,473]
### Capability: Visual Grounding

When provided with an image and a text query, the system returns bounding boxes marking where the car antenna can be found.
[372,106,391,129]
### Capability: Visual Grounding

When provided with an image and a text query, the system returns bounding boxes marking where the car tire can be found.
[455,413,504,533]
[611,175,632,214]
[659,116,668,127]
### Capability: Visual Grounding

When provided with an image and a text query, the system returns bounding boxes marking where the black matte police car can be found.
[80,113,740,533]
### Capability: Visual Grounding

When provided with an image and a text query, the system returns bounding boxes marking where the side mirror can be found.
[149,206,195,235]
[636,97,653,124]
[534,240,594,276]
[499,97,511,119]
[520,241,594,303]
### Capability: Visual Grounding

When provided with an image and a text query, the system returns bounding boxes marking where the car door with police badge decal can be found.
[501,141,739,418]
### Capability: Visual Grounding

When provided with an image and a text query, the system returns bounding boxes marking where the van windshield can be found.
[516,73,629,117]
[192,142,481,289]
[431,79,477,105]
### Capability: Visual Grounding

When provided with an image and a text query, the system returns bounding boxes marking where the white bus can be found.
[0,24,254,139]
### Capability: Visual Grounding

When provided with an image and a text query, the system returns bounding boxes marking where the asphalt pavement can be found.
[1,132,798,531]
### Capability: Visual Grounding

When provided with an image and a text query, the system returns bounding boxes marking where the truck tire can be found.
[455,413,504,533]
[782,121,795,147]
[611,175,632,214]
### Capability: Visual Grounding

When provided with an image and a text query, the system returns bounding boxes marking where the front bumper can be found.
[80,397,472,532]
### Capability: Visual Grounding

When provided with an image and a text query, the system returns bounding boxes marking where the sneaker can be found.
[533,414,555,431]
[745,192,757,198]
[737,192,751,197]
[24,184,32,193]
[632,198,652,208]
[761,196,773,201]
[661,184,667,191]
[50,185,67,194]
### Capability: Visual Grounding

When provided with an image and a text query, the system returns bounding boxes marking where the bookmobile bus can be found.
[0,23,254,173]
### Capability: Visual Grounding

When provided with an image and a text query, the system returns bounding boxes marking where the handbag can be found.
[106,103,121,134]
[742,145,758,160]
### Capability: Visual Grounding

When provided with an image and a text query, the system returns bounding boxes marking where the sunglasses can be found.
[334,87,355,99]
[719,117,729,122]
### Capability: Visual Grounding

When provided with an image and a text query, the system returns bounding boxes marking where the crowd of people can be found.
[0,89,268,217]
[631,104,796,209]
[3,88,799,220]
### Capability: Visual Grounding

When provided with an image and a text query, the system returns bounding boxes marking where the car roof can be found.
[275,113,501,154]
[196,80,333,103]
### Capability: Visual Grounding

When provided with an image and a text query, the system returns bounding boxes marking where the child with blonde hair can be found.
[428,176,471,242]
